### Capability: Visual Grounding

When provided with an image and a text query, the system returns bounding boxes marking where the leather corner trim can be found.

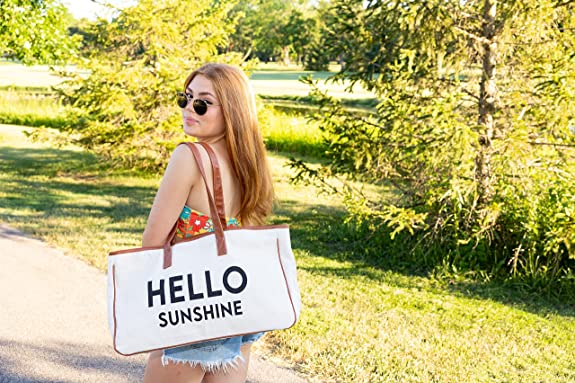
[276,238,298,327]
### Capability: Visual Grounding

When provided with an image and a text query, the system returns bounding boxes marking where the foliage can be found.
[291,0,575,289]
[55,0,242,172]
[302,0,333,71]
[228,0,319,64]
[0,0,80,64]
[304,0,352,71]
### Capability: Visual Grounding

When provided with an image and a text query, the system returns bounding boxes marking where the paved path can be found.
[0,224,308,383]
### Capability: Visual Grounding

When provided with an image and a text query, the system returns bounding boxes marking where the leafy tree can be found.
[55,0,241,171]
[303,0,334,71]
[226,0,259,60]
[294,0,575,289]
[228,0,318,64]
[280,8,316,65]
[0,0,79,64]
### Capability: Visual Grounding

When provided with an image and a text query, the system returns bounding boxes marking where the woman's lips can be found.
[184,117,199,125]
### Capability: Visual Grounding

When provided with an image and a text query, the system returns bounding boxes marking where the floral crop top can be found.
[175,205,241,239]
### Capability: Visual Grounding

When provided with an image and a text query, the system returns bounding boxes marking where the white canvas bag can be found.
[107,142,301,356]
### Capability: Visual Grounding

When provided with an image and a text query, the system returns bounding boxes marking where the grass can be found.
[258,94,379,115]
[258,106,327,159]
[249,71,373,99]
[0,60,376,100]
[0,85,330,159]
[0,62,78,88]
[1,124,575,383]
[0,88,70,129]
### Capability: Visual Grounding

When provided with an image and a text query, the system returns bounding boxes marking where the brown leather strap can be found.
[162,223,178,268]
[183,143,227,256]
[163,143,228,269]
[197,142,227,229]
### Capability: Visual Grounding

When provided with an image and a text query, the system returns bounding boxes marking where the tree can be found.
[0,0,79,64]
[303,0,335,71]
[279,8,316,65]
[227,0,318,64]
[56,0,241,171]
[294,0,575,287]
[226,0,259,60]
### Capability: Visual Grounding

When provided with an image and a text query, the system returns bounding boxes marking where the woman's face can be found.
[182,74,225,142]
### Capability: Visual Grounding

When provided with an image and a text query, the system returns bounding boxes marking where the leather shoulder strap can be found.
[162,142,228,269]
[197,142,227,229]
[178,143,227,256]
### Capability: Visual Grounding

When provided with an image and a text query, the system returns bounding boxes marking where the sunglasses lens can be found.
[193,99,208,115]
[176,93,188,108]
[176,92,210,115]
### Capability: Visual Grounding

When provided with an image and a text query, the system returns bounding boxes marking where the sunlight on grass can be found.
[0,89,69,129]
[0,61,375,100]
[1,87,330,158]
[0,62,86,87]
[259,107,326,158]
[267,254,575,382]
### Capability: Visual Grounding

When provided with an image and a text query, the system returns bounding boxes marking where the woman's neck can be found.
[197,134,225,145]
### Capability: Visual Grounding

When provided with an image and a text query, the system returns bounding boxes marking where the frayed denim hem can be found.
[161,353,245,374]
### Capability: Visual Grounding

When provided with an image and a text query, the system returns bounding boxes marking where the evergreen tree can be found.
[294,0,575,287]
[56,0,240,171]
[228,0,318,64]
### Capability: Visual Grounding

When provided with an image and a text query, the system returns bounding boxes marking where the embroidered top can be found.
[175,205,241,239]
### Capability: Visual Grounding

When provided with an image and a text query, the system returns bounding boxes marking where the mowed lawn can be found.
[1,124,575,383]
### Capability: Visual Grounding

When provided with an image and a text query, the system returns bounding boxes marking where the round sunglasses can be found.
[176,92,219,115]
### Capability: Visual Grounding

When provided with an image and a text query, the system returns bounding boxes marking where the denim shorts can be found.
[162,332,264,373]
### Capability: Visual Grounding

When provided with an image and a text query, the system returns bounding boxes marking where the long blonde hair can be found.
[184,63,273,225]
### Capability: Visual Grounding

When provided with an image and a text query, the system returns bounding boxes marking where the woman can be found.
[142,63,274,383]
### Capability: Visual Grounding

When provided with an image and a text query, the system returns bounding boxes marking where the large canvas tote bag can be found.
[107,142,301,356]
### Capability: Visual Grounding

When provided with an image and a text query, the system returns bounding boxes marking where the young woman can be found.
[142,63,274,383]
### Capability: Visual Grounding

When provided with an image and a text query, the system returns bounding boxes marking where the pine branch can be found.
[528,141,575,148]
[438,77,479,100]
[555,0,575,7]
[454,26,490,44]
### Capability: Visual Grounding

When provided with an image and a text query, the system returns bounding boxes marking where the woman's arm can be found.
[142,145,198,247]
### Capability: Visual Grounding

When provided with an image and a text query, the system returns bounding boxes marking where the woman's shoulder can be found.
[163,143,203,182]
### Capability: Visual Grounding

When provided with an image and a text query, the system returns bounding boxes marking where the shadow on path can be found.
[0,339,143,383]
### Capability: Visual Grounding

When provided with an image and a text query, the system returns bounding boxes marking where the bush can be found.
[290,75,575,292]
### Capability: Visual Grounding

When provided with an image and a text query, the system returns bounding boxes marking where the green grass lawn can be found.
[0,62,79,88]
[1,124,574,383]
[249,65,373,99]
[0,87,69,129]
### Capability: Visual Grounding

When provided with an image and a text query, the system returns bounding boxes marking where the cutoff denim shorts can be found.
[162,332,265,373]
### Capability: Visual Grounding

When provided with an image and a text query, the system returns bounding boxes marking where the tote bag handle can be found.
[162,142,228,269]
[196,141,227,230]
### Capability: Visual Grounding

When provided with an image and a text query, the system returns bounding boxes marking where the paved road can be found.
[0,224,308,383]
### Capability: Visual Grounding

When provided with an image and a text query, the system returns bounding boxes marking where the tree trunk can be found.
[282,46,290,66]
[475,0,499,207]
[241,47,252,63]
